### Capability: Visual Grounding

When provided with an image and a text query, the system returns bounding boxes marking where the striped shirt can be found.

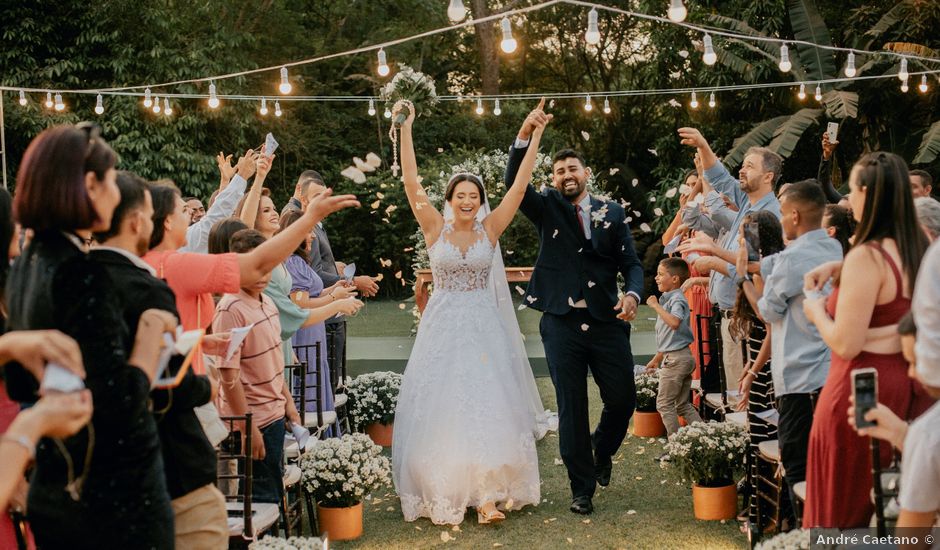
[213,290,286,429]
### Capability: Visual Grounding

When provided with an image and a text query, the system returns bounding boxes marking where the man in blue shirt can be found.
[741,180,843,506]
[677,127,783,387]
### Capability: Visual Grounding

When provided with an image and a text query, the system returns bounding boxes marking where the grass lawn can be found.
[329,378,744,549]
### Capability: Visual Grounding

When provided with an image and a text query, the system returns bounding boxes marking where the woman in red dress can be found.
[802,152,933,529]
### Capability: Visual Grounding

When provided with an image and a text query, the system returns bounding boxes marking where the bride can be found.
[391,102,555,526]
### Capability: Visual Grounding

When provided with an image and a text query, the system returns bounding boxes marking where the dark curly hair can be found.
[730,210,785,339]
[823,204,855,256]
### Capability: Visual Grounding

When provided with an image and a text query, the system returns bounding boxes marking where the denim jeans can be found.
[252,418,286,503]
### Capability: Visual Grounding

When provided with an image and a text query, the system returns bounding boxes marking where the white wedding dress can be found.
[392,219,553,525]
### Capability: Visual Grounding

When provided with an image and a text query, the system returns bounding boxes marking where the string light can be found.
[798,83,806,100]
[144,87,153,108]
[583,94,593,111]
[585,8,600,45]
[603,97,611,114]
[500,17,517,54]
[702,34,717,66]
[152,96,161,114]
[475,97,484,115]
[493,98,501,115]
[844,52,856,78]
[814,85,823,102]
[377,49,390,77]
[899,57,909,81]
[667,0,687,23]
[368,98,376,116]
[901,75,909,93]
[54,93,65,111]
[384,106,392,118]
[919,74,929,93]
[778,44,791,73]
[94,94,104,115]
[18,90,26,106]
[208,82,220,109]
[447,0,466,23]
[689,90,698,109]
[164,98,173,116]
[708,92,716,108]
[278,67,292,94]
[274,100,282,116]
[44,92,53,109]
[260,97,269,115]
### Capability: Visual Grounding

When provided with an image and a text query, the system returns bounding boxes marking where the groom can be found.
[505,99,644,515]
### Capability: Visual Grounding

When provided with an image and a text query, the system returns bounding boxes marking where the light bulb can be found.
[368,98,376,116]
[778,44,791,73]
[208,82,220,109]
[500,17,517,54]
[798,83,806,100]
[274,101,282,117]
[94,93,104,115]
[689,91,699,109]
[898,57,909,81]
[585,8,600,45]
[152,96,161,114]
[54,93,64,111]
[260,97,269,116]
[901,79,909,93]
[603,97,611,114]
[667,0,687,23]
[702,34,717,66]
[18,90,27,106]
[44,92,53,109]
[708,92,716,108]
[583,95,593,112]
[447,0,466,23]
[844,52,856,78]
[919,75,929,93]
[384,106,392,119]
[377,49,390,77]
[278,66,292,94]
[144,88,152,108]
[814,85,822,102]
[475,97,484,115]
[493,98,501,116]
[164,98,172,116]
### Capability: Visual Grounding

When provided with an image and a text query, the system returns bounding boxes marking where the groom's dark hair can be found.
[552,148,586,168]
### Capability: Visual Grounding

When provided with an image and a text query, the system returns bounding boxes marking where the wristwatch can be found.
[737,274,752,288]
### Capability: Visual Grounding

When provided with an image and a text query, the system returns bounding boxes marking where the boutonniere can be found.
[591,203,610,228]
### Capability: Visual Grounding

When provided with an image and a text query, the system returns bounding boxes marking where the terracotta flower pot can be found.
[317,501,363,541]
[692,483,737,520]
[365,422,394,447]
[632,411,666,437]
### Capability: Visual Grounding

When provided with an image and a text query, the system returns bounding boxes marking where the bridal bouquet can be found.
[249,536,325,550]
[663,421,748,487]
[635,372,659,412]
[299,432,391,508]
[346,371,402,428]
[380,64,439,127]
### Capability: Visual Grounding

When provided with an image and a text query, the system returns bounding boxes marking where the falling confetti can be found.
[549,99,556,108]
[609,168,620,175]
[526,295,538,303]
[679,184,691,194]
[567,538,574,544]
[631,178,639,187]
[582,519,592,524]
[633,210,641,217]
[515,286,525,295]
[517,303,527,311]
[588,281,596,287]
[394,271,403,279]
[640,223,652,233]
[678,49,689,58]
[552,229,559,238]
[665,187,678,198]
[415,526,423,531]
[376,192,385,199]
[654,208,663,216]
[399,303,406,310]
[370,200,381,209]
[505,498,514,510]
[341,166,366,184]
[603,221,611,229]
[440,531,454,542]
[385,204,397,214]
[554,458,564,465]
[568,297,576,306]
[365,152,382,168]
[353,157,375,173]
[626,217,633,222]
[649,196,657,202]
[581,323,590,331]
[648,148,658,156]
[403,247,414,252]
[668,99,682,108]
[627,510,637,515]
[380,258,392,267]
[581,131,590,141]
[506,250,514,255]
[437,147,445,153]
[452,525,461,532]
[375,273,384,281]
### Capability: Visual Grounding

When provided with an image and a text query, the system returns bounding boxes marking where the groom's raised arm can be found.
[505,99,551,224]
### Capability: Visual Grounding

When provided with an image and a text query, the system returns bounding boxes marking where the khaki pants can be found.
[719,315,744,389]
[656,348,703,435]
[171,483,228,550]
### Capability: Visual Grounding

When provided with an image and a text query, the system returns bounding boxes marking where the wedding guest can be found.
[678,127,782,387]
[822,204,855,255]
[183,197,206,224]
[208,217,248,255]
[645,258,702,435]
[802,152,932,529]
[909,169,933,199]
[5,123,180,548]
[815,133,844,204]
[914,196,940,241]
[91,172,229,548]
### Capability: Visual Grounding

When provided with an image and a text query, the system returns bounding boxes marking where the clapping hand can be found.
[353,276,380,298]
[217,152,236,184]
[335,298,365,316]
[235,149,260,180]
[677,232,717,255]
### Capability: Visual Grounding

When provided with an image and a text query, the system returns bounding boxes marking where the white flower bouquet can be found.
[755,528,811,549]
[663,421,748,487]
[249,536,325,550]
[346,371,402,428]
[299,432,392,508]
[635,372,659,412]
[380,64,440,127]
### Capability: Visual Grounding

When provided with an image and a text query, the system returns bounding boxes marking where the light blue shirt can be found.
[655,289,694,353]
[704,162,782,310]
[757,228,844,395]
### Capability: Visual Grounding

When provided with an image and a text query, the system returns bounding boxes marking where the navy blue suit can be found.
[506,143,643,499]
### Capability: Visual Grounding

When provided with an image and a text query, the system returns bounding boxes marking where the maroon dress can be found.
[803,242,934,528]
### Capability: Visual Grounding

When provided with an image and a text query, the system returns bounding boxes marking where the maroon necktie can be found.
[575,206,585,237]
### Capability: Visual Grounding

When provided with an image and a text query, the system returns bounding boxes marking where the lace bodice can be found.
[428,222,493,292]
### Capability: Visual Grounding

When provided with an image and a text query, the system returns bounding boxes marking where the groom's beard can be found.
[557,177,586,199]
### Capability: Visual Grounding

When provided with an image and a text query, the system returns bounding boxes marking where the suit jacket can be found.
[504,144,644,322]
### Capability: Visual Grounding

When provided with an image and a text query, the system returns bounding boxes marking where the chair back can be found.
[870,438,901,536]
[292,342,324,427]
[218,412,255,540]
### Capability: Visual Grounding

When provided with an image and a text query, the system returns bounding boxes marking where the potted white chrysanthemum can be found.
[663,421,748,520]
[346,371,402,446]
[632,372,666,437]
[249,535,325,549]
[299,433,391,541]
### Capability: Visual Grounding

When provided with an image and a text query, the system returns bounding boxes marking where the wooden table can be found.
[414,267,534,313]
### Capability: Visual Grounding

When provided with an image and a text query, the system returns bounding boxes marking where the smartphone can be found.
[852,368,878,429]
[743,221,760,261]
[827,122,839,144]
[41,363,85,393]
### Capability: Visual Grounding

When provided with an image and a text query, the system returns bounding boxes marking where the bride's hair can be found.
[444,173,484,202]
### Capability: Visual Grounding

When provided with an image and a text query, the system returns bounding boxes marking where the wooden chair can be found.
[870,438,901,536]
[791,481,806,528]
[693,311,718,418]
[326,325,350,433]
[754,439,785,536]
[292,342,338,437]
[702,308,731,420]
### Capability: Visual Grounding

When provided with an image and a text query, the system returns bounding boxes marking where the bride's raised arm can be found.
[399,103,444,244]
[484,116,550,242]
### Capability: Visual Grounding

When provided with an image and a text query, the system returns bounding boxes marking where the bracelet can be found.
[1,434,35,460]
[329,292,336,301]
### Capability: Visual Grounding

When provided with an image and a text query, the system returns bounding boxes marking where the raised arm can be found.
[679,127,746,208]
[239,151,270,228]
[817,133,844,204]
[398,103,443,243]
[485,119,549,241]
[505,99,552,224]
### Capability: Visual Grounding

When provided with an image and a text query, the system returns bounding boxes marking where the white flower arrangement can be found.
[755,528,811,550]
[346,371,402,427]
[635,372,659,412]
[380,64,440,125]
[249,536,325,550]
[299,432,392,508]
[663,421,748,487]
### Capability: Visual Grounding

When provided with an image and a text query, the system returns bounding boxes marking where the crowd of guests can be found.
[0,123,378,549]
[652,127,940,540]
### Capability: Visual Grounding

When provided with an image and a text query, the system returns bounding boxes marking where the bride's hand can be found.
[397,100,416,130]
